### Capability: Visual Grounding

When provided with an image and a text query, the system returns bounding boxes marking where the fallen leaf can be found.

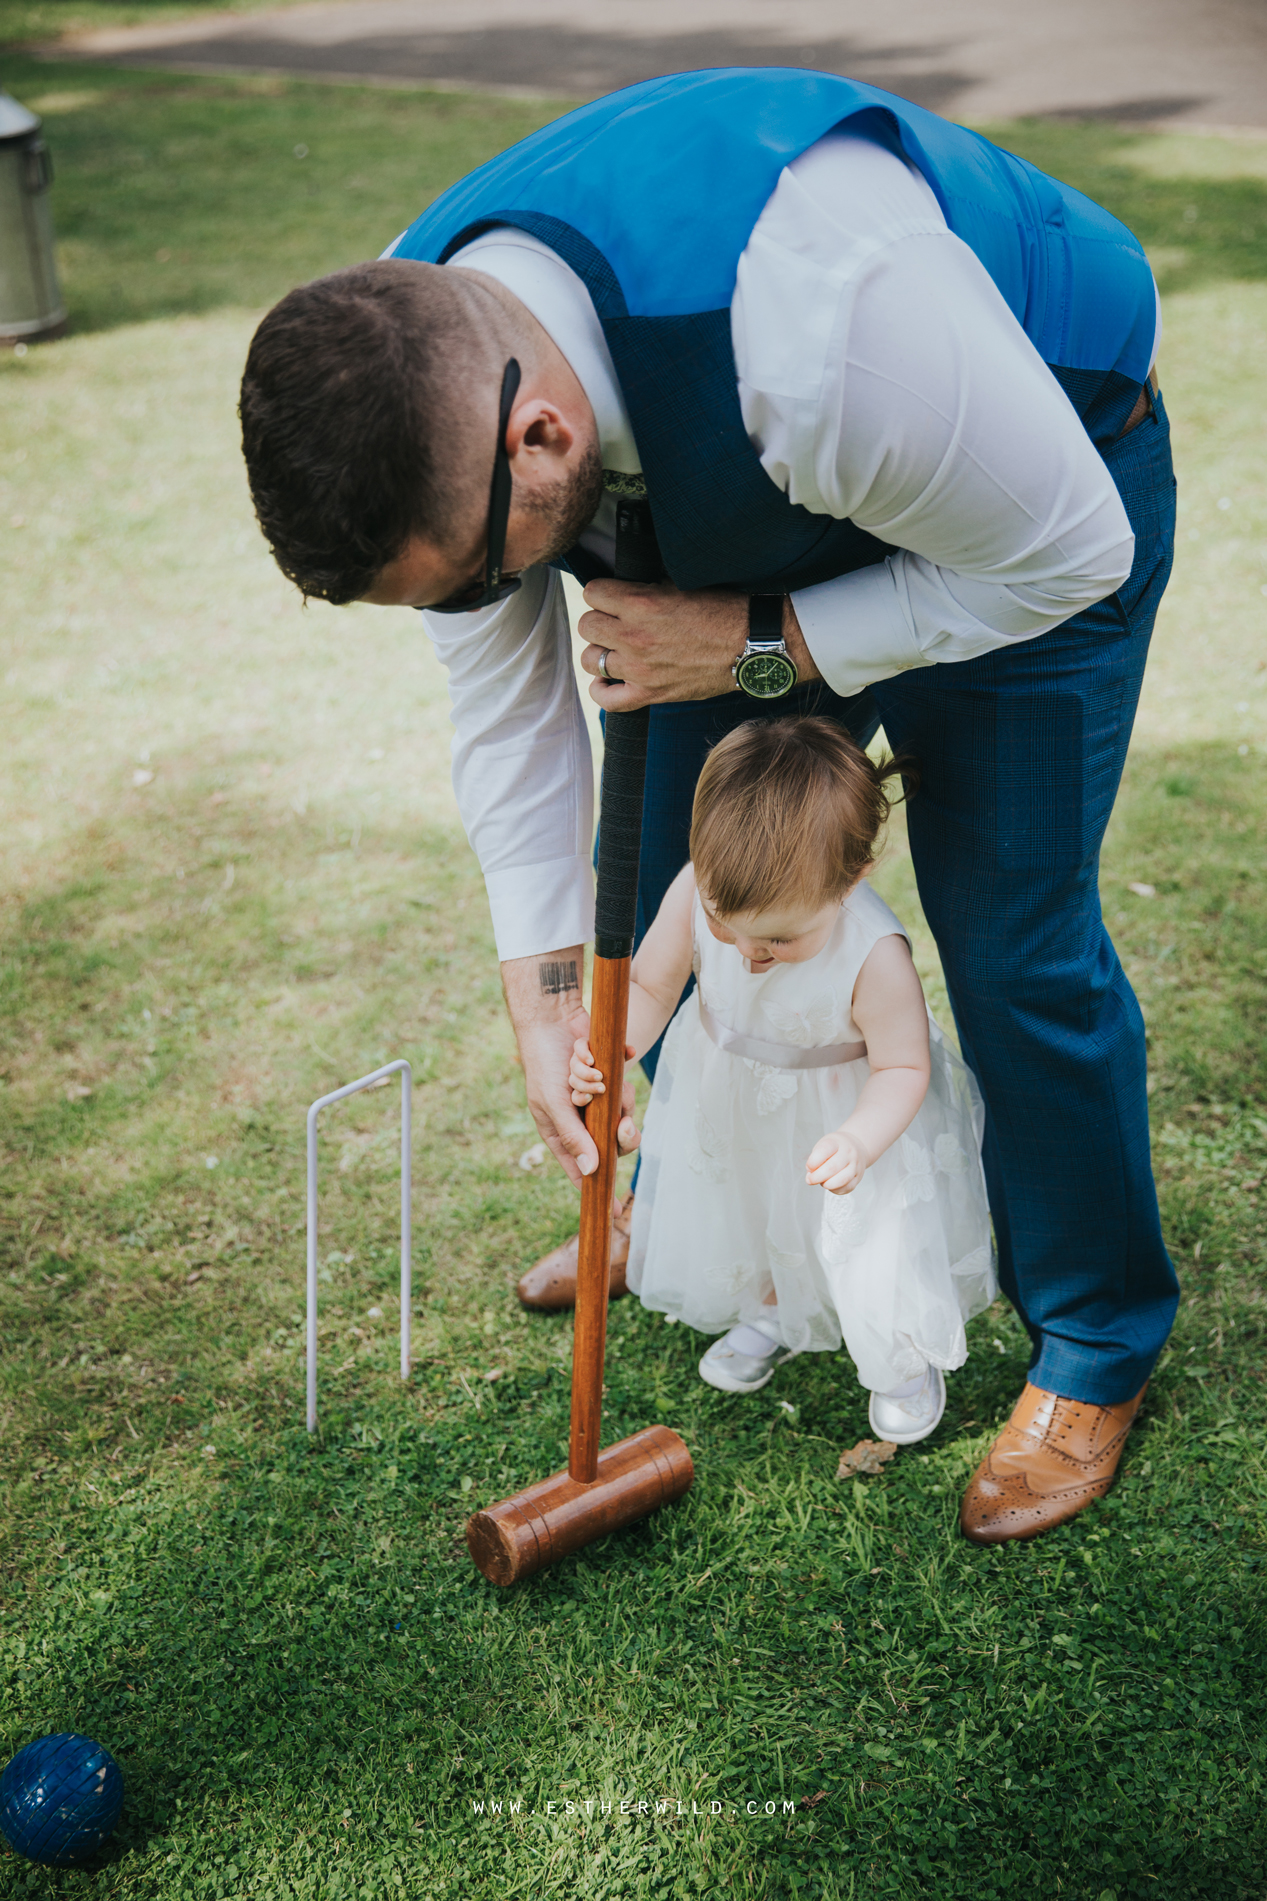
[836,1438,898,1478]
[484,1367,504,1382]
[517,1143,546,1171]
[1127,881,1156,898]
[64,1083,93,1101]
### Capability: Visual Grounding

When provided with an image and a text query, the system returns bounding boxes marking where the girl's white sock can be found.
[878,1365,930,1400]
[725,1312,783,1356]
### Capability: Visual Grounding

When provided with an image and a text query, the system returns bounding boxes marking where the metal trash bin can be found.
[0,91,66,346]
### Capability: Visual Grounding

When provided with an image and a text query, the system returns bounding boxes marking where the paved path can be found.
[51,0,1267,129]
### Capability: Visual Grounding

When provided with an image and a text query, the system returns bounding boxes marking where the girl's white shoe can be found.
[868,1365,946,1445]
[699,1321,796,1394]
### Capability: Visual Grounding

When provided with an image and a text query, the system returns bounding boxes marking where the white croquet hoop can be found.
[306,1059,412,1432]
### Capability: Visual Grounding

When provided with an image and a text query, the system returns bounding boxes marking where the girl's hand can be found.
[806,1130,869,1196]
[569,1037,604,1106]
[568,1039,639,1114]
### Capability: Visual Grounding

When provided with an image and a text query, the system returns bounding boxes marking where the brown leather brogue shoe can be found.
[959,1381,1147,1546]
[515,1195,634,1310]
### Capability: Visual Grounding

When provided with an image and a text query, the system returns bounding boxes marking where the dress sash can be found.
[697,998,867,1070]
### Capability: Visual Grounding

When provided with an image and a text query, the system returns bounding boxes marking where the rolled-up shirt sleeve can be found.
[735,139,1138,699]
[420,565,594,960]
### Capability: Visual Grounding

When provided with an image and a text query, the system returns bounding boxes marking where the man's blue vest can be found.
[392,69,1157,593]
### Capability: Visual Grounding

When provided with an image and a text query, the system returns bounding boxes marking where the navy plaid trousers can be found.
[627,389,1179,1405]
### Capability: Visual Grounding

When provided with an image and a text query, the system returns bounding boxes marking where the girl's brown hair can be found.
[689,717,912,919]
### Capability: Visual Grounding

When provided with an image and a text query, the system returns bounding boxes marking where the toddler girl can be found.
[568,717,995,1445]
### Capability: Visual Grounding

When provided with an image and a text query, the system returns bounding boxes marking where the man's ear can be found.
[507,398,576,464]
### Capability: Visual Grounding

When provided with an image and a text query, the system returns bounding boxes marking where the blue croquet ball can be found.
[0,1733,123,1866]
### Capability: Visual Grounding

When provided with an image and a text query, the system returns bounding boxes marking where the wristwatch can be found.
[732,595,798,700]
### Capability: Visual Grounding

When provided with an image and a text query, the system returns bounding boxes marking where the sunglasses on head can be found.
[425,358,524,615]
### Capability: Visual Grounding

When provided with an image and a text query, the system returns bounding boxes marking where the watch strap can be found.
[748,594,785,645]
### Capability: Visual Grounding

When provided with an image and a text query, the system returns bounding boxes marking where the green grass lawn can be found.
[2,0,318,55]
[0,60,1265,1901]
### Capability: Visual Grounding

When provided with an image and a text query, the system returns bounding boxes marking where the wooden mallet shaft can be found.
[569,948,630,1483]
[467,510,694,1584]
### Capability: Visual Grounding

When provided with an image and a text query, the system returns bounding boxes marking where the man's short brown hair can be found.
[239,261,497,604]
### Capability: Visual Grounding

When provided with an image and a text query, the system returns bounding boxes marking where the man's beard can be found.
[519,437,605,567]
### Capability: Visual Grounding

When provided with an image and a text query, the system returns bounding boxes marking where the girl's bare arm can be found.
[625,863,697,1056]
[806,934,932,1194]
[568,864,697,1103]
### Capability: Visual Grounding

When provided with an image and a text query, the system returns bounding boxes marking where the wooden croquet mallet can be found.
[466,499,695,1586]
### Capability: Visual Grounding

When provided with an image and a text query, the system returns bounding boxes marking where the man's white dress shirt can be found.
[404,130,1153,962]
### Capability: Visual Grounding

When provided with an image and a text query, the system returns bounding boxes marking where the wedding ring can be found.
[597,648,612,680]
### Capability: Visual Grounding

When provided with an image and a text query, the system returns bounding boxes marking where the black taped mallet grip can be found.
[594,497,663,960]
[594,706,649,959]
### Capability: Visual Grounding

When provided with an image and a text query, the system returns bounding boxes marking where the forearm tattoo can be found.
[538,959,580,997]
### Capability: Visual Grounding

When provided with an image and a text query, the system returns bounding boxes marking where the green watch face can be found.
[736,650,798,699]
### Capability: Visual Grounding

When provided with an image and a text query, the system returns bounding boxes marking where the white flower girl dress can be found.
[627,881,996,1393]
